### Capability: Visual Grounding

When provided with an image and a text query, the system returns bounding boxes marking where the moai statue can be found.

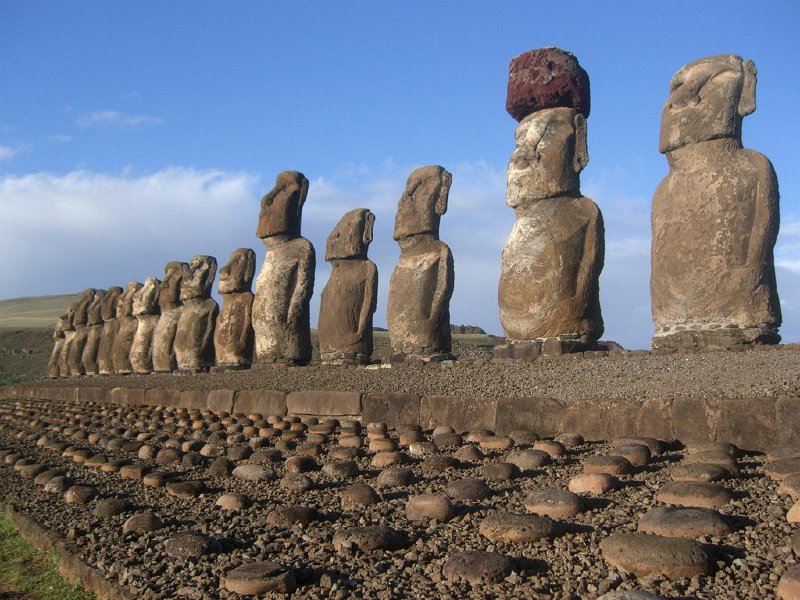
[129,276,161,373]
[81,289,106,375]
[58,304,77,378]
[67,288,96,376]
[497,48,604,359]
[152,261,189,372]
[387,166,454,361]
[111,281,143,375]
[213,248,256,370]
[48,311,69,378]
[174,255,218,372]
[252,171,315,366]
[651,55,781,350]
[319,209,378,364]
[97,286,123,375]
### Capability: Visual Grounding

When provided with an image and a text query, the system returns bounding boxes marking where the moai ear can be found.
[573,113,589,173]
[296,177,309,219]
[363,212,375,246]
[434,170,451,216]
[738,59,757,117]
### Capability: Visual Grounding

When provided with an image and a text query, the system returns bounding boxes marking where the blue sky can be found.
[1,1,798,348]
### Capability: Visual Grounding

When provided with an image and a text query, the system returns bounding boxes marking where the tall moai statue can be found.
[213,248,256,370]
[252,171,315,366]
[129,276,161,373]
[81,289,106,375]
[319,209,378,365]
[48,311,70,378]
[111,281,143,375]
[67,288,96,376]
[152,261,189,372]
[498,48,604,359]
[97,286,123,375]
[651,55,781,350]
[387,166,455,361]
[174,255,218,372]
[58,304,77,378]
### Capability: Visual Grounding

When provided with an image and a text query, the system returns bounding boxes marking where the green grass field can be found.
[0,294,81,330]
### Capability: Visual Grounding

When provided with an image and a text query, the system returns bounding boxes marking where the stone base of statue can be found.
[495,335,598,361]
[321,351,371,366]
[652,325,780,352]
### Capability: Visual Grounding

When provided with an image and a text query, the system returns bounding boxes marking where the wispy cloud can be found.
[75,110,163,129]
[48,134,73,144]
[0,145,22,161]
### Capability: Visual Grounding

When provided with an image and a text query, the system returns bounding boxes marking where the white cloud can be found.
[75,110,163,129]
[0,145,22,161]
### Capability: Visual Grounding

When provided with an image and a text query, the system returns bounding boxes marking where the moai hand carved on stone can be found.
[152,261,189,372]
[67,288,95,376]
[174,255,218,372]
[81,289,106,375]
[48,311,69,378]
[252,171,315,366]
[58,304,77,378]
[111,281,143,375]
[129,276,161,374]
[213,248,256,370]
[387,166,454,360]
[97,286,123,375]
[498,48,604,359]
[319,209,378,364]
[651,54,781,350]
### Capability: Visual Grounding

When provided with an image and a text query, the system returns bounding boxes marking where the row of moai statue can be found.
[48,46,782,376]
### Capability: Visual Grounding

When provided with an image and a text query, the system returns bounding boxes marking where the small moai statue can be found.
[152,261,189,373]
[174,255,219,372]
[213,248,256,371]
[387,166,455,362]
[111,281,143,375]
[498,48,604,359]
[252,171,316,366]
[129,276,161,374]
[97,286,123,375]
[81,289,106,375]
[651,54,781,350]
[67,288,96,376]
[318,209,378,365]
[58,304,77,378]
[48,311,69,378]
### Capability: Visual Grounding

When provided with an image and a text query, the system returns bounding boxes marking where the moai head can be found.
[73,288,96,325]
[87,289,106,325]
[117,282,143,318]
[326,209,375,261]
[181,255,217,301]
[506,107,588,207]
[393,166,451,241]
[133,276,161,316]
[659,54,757,153]
[256,171,309,240]
[100,286,123,320]
[64,304,77,330]
[218,248,256,294]
[159,261,189,309]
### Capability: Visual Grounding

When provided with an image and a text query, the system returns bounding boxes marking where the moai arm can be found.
[239,296,254,354]
[431,244,455,324]
[287,250,315,324]
[202,300,219,358]
[576,202,605,335]
[357,262,379,340]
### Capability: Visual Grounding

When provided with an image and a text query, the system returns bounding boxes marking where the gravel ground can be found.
[1,395,799,599]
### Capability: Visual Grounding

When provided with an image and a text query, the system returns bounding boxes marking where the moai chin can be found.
[48,310,69,378]
[651,54,781,350]
[319,209,378,365]
[67,288,95,377]
[97,286,123,375]
[252,171,315,366]
[152,261,189,372]
[174,255,219,372]
[81,289,106,375]
[111,281,143,374]
[387,166,454,361]
[129,276,161,374]
[58,304,77,378]
[213,248,256,371]
[497,47,604,360]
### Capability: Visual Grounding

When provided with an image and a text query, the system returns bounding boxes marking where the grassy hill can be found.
[0,293,82,330]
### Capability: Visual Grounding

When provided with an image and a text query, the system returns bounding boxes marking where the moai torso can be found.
[97,286,123,375]
[152,261,188,372]
[130,276,161,373]
[651,55,780,348]
[68,288,94,376]
[48,313,68,378]
[58,305,77,378]
[111,282,142,374]
[175,256,218,371]
[214,248,255,369]
[252,171,315,365]
[319,209,378,363]
[81,289,106,375]
[387,166,454,357]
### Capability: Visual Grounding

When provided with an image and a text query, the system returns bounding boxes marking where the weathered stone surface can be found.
[651,55,781,349]
[442,551,512,584]
[64,485,97,504]
[166,480,206,499]
[482,461,520,481]
[506,47,590,122]
[152,261,188,372]
[569,473,617,494]
[94,498,132,518]
[405,494,454,522]
[266,506,316,528]
[387,166,454,358]
[122,512,162,534]
[164,531,211,559]
[446,478,492,501]
[500,106,603,342]
[81,289,106,375]
[584,454,634,475]
[340,483,380,509]
[766,457,800,481]
[214,248,255,369]
[129,276,160,374]
[778,473,800,499]
[611,444,651,466]
[67,288,95,376]
[420,396,498,434]
[287,390,360,417]
[657,481,733,508]
[377,467,415,488]
[362,394,420,429]
[332,526,407,552]
[57,305,77,377]
[524,489,583,518]
[110,282,142,375]
[232,464,275,482]
[638,506,733,538]
[175,255,218,372]
[671,463,727,483]
[232,390,286,417]
[224,561,297,595]
[508,449,551,471]
[319,208,378,364]
[253,171,315,365]
[48,311,69,378]
[600,533,712,579]
[479,512,558,543]
[778,563,800,599]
